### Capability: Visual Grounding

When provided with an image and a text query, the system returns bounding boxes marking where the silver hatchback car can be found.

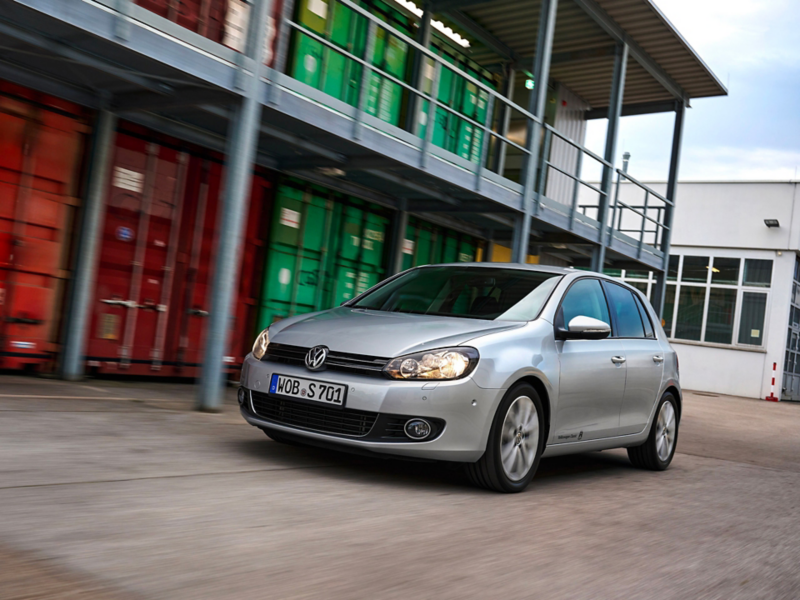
[239,264,680,492]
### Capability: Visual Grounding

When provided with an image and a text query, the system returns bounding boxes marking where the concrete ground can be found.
[1,375,798,600]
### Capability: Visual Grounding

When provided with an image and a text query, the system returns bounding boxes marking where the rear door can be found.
[554,278,626,442]
[602,281,664,435]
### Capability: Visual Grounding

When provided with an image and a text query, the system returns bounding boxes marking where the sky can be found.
[583,0,800,181]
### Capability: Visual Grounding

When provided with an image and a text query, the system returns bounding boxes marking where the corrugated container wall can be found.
[85,125,273,377]
[0,82,88,371]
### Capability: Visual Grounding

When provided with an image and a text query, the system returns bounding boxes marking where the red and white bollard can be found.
[765,362,779,402]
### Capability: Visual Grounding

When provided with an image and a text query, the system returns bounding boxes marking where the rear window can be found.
[352,266,562,321]
[605,282,646,338]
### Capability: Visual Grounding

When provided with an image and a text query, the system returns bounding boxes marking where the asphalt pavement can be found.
[0,375,798,599]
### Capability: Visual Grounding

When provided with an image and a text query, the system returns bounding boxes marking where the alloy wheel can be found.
[500,395,540,481]
[655,400,677,462]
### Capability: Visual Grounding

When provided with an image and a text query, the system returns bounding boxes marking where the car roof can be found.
[418,262,573,275]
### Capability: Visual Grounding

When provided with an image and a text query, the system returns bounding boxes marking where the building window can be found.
[738,292,767,345]
[743,259,773,287]
[612,255,772,349]
[667,255,771,348]
[705,288,737,344]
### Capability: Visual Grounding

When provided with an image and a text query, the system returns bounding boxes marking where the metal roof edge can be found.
[642,0,728,96]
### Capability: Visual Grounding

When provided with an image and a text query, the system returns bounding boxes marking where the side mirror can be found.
[557,316,611,340]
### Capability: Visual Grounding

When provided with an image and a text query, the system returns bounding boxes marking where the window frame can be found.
[601,279,651,340]
[553,276,613,334]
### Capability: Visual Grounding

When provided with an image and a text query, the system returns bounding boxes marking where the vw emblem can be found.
[305,345,329,371]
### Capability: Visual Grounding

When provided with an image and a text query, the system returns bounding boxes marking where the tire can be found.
[627,392,679,471]
[466,383,545,493]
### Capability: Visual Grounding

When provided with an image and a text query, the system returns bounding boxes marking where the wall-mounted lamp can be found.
[764,219,780,228]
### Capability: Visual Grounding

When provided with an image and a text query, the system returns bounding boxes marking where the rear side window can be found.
[559,279,611,326]
[634,294,656,338]
[604,282,645,338]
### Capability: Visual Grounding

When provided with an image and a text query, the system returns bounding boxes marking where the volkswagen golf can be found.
[238,264,680,493]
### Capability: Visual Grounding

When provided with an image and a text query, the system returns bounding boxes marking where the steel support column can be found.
[591,41,628,272]
[492,66,515,177]
[60,109,118,380]
[389,204,409,275]
[514,0,557,263]
[197,0,272,411]
[652,100,686,317]
[407,3,433,135]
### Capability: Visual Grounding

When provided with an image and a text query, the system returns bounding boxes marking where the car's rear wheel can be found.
[466,383,545,493]
[627,392,679,470]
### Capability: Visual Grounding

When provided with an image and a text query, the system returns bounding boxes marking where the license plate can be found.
[269,373,347,407]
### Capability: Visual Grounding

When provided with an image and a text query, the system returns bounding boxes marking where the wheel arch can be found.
[664,385,682,421]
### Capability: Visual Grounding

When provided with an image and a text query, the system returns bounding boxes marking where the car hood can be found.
[270,307,524,357]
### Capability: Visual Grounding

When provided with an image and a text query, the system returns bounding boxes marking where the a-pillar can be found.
[197,0,272,411]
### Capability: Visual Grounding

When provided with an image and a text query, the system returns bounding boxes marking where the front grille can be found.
[263,343,388,377]
[382,416,410,439]
[251,391,378,437]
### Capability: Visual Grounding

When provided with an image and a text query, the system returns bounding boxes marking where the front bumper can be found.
[239,353,505,462]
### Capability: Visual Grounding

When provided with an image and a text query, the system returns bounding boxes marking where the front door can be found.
[554,278,626,442]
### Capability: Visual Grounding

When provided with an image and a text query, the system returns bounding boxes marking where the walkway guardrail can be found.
[280,0,540,184]
[608,170,672,259]
[538,124,613,227]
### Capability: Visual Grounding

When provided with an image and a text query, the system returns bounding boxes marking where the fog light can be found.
[238,387,247,406]
[404,418,432,440]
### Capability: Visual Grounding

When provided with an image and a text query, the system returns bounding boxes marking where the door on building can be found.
[782,257,800,401]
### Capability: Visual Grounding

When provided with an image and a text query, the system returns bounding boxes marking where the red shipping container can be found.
[134,0,229,43]
[86,126,273,378]
[0,82,87,371]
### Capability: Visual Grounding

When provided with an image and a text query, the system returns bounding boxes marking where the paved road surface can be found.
[0,376,798,599]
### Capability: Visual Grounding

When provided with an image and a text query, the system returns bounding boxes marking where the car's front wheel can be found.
[466,383,545,493]
[627,392,679,470]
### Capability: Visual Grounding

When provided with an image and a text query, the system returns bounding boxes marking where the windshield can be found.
[352,266,562,321]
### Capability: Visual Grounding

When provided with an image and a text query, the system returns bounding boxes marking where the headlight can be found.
[383,347,479,380]
[252,328,270,360]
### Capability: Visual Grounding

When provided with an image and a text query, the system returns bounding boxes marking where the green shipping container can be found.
[290,0,412,127]
[400,217,481,271]
[416,44,496,164]
[258,181,391,329]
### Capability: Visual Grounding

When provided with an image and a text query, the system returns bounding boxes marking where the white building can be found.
[611,181,800,401]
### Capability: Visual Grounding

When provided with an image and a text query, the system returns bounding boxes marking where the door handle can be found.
[611,356,626,365]
[653,355,664,363]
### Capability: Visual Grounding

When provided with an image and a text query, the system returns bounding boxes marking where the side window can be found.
[560,279,611,327]
[605,282,646,338]
[634,294,656,338]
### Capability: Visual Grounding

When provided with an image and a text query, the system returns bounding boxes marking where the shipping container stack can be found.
[0,0,493,378]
